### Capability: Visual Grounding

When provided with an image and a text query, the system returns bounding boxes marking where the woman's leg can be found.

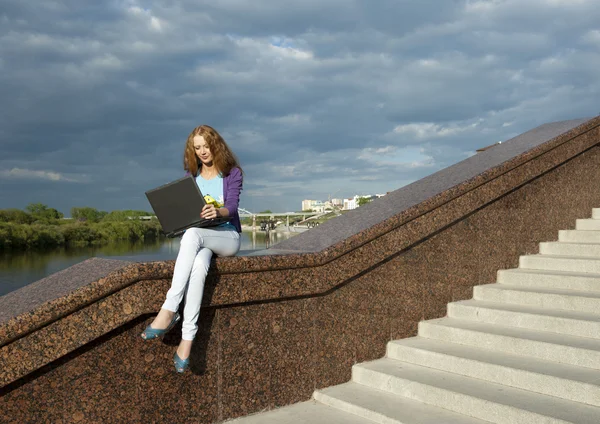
[168,226,240,314]
[175,227,240,359]
[146,227,240,343]
[161,227,212,313]
[144,227,209,331]
[181,247,212,341]
[142,228,201,333]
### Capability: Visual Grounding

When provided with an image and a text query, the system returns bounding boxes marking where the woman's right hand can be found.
[201,204,219,219]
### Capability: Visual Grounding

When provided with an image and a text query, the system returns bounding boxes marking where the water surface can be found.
[0,230,295,296]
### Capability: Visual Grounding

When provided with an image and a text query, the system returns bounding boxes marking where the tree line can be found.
[0,203,163,251]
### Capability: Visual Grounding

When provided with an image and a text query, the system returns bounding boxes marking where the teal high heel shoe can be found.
[140,312,181,341]
[173,352,190,373]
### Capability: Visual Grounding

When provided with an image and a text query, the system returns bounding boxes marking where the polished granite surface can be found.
[1,116,599,423]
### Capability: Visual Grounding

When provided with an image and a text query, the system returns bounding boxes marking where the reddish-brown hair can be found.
[183,125,242,177]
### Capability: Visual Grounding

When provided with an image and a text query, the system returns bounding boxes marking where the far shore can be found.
[241,224,308,234]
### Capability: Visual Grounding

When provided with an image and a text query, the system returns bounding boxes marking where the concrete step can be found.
[576,219,600,230]
[593,208,600,219]
[225,400,375,424]
[353,358,600,424]
[418,317,600,369]
[473,283,600,313]
[387,337,600,407]
[496,268,600,292]
[540,241,600,257]
[314,382,488,424]
[519,254,600,273]
[559,230,600,243]
[448,299,600,339]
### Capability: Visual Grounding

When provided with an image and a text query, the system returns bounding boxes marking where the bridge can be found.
[69,209,325,221]
[237,208,323,218]
[238,208,333,228]
[137,208,328,223]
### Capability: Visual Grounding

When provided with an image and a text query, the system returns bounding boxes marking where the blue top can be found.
[185,167,243,233]
[196,174,236,230]
[196,174,225,207]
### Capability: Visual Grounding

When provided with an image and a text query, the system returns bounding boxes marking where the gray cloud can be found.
[1,0,599,214]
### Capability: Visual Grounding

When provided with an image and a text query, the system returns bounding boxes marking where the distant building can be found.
[343,197,358,210]
[302,199,317,211]
[302,199,326,212]
[343,194,387,210]
[308,194,386,212]
[312,200,326,213]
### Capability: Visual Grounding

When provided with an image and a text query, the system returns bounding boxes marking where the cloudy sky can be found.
[1,0,599,214]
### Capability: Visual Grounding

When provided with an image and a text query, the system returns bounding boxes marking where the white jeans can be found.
[162,226,240,340]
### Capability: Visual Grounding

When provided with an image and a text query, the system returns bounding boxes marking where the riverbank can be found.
[241,224,308,233]
[0,230,297,296]
[0,220,163,251]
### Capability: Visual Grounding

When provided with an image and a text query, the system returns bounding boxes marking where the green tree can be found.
[25,203,63,221]
[101,210,152,222]
[0,209,34,224]
[61,223,100,246]
[259,210,273,214]
[357,197,372,207]
[71,207,107,223]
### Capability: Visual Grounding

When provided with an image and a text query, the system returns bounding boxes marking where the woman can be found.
[141,125,243,373]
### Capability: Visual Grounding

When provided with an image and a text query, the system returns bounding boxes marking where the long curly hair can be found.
[183,125,243,177]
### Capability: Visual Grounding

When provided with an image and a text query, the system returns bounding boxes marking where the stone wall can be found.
[1,117,599,423]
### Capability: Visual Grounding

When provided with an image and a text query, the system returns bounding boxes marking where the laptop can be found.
[145,175,232,238]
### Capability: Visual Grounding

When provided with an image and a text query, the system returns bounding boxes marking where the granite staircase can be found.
[227,208,600,424]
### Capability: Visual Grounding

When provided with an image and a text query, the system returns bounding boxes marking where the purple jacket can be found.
[222,167,243,233]
[186,167,243,233]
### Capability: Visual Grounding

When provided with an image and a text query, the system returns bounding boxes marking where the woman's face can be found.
[193,135,213,166]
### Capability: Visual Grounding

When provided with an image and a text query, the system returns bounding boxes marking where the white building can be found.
[302,199,317,211]
[302,199,327,212]
[343,194,388,210]
[312,200,326,213]
[343,197,358,210]
[307,194,386,212]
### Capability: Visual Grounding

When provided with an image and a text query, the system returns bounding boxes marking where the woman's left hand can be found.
[201,204,219,219]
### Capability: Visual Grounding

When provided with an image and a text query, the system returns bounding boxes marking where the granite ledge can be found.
[274,116,600,253]
[218,116,600,266]
[0,257,132,326]
[1,116,599,350]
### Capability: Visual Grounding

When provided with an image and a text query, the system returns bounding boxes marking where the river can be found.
[0,230,296,297]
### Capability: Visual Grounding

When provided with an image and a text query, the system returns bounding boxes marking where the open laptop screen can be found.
[145,176,230,237]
